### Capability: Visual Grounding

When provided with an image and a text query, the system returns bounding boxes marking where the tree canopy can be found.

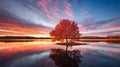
[50,19,81,43]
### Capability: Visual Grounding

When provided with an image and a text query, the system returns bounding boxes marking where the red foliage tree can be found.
[50,19,81,43]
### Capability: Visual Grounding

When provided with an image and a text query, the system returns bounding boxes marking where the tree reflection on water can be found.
[49,48,83,67]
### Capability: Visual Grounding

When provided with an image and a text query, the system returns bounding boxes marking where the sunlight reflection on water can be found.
[0,39,120,67]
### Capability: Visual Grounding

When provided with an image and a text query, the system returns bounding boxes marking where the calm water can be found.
[0,39,120,67]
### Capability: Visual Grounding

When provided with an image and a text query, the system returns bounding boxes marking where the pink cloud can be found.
[0,17,51,36]
[78,17,120,36]
[81,26,120,36]
[63,0,74,19]
[37,0,49,13]
[36,0,75,25]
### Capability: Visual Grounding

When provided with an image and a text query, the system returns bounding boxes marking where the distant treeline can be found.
[0,36,51,39]
[80,36,104,39]
[0,35,120,39]
[80,35,120,39]
[106,35,120,39]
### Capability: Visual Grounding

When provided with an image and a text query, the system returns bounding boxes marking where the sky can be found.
[0,0,120,37]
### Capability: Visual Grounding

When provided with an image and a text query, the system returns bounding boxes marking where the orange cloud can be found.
[0,17,51,37]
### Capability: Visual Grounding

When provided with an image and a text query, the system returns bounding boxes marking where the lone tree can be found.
[50,19,81,44]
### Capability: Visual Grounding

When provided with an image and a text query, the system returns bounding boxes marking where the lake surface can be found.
[0,39,120,67]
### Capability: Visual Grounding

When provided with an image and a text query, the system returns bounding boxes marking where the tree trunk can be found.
[65,37,68,44]
[65,37,68,53]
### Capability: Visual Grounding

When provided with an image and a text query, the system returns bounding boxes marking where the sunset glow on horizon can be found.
[0,0,120,37]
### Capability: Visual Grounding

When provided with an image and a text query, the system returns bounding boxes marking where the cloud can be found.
[0,0,75,28]
[80,17,120,31]
[36,0,74,24]
[0,0,75,24]
[80,17,120,36]
[0,0,120,36]
[0,0,54,28]
[78,10,94,21]
[0,14,51,36]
